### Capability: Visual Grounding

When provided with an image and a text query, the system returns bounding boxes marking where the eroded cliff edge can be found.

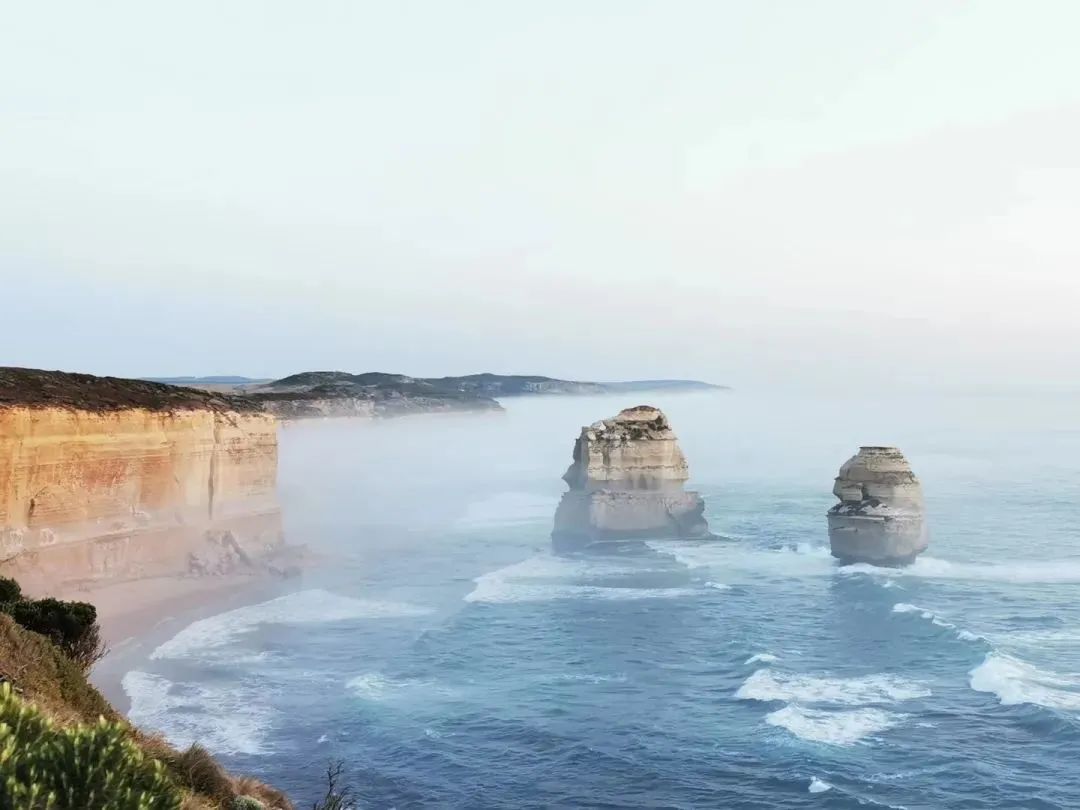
[0,368,285,590]
[552,405,710,549]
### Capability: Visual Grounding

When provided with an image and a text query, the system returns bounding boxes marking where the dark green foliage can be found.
[0,683,183,810]
[5,599,105,673]
[0,579,21,605]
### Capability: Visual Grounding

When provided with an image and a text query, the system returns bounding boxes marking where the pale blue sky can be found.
[3,1,1080,388]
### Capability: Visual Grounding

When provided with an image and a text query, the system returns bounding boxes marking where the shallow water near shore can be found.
[120,390,1080,808]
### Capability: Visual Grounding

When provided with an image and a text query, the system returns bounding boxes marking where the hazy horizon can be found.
[5,1,1080,391]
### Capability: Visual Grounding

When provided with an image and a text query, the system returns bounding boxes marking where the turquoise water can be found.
[122,391,1080,808]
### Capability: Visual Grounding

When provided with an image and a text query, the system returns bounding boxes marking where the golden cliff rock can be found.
[0,368,284,590]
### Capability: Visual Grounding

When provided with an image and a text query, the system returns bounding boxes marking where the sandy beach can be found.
[59,573,302,710]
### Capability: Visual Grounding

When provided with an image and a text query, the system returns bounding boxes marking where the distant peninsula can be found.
[146,371,728,420]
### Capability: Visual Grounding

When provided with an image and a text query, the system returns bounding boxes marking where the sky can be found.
[3,1,1080,390]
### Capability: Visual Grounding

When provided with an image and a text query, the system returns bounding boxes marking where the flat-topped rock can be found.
[562,406,690,491]
[827,446,927,565]
[553,406,710,549]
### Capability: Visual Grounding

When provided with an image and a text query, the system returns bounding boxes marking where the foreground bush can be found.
[0,682,183,810]
[0,579,106,673]
[0,578,21,604]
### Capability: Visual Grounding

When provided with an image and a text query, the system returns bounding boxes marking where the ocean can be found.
[119,390,1080,808]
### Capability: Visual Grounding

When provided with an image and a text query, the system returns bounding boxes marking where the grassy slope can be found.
[0,615,291,809]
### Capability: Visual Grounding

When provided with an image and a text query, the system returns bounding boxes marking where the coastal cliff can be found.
[0,368,284,590]
[552,406,710,548]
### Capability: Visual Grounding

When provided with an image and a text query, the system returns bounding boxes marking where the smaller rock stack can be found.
[551,405,710,550]
[827,446,927,566]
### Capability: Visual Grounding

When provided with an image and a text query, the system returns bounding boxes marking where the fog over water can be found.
[122,390,1080,807]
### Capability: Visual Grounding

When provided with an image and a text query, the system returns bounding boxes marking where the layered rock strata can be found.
[827,446,927,565]
[0,368,285,590]
[552,406,710,549]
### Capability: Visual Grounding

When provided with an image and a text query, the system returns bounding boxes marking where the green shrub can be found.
[0,682,183,809]
[231,797,265,810]
[6,598,106,673]
[0,578,22,604]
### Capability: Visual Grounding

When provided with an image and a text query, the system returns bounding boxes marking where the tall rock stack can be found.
[827,446,927,565]
[552,405,710,550]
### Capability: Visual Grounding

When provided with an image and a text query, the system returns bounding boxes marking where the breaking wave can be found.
[766,705,902,746]
[843,556,1080,584]
[739,667,926,747]
[891,603,984,642]
[151,589,433,661]
[647,540,835,578]
[123,670,274,756]
[465,555,696,604]
[969,653,1080,711]
[745,653,780,665]
[736,669,930,705]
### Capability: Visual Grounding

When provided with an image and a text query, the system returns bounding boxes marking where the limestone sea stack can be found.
[827,446,927,566]
[551,405,710,550]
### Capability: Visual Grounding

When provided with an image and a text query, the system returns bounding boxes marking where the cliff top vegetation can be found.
[0,368,263,414]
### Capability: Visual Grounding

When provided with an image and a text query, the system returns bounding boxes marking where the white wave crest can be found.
[123,670,273,756]
[969,653,1080,711]
[766,705,901,746]
[745,653,779,665]
[648,540,835,579]
[844,556,1080,584]
[891,602,984,643]
[808,777,833,793]
[465,555,694,604]
[736,669,929,705]
[151,589,432,661]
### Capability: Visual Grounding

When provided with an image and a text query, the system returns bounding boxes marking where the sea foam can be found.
[766,705,901,746]
[465,554,695,604]
[648,540,835,578]
[843,556,1080,584]
[347,673,442,702]
[745,653,780,665]
[123,670,274,756]
[969,653,1080,711]
[736,669,930,705]
[151,589,433,661]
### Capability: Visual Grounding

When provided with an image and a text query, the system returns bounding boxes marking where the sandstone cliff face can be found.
[827,446,927,565]
[0,404,283,589]
[552,406,710,549]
